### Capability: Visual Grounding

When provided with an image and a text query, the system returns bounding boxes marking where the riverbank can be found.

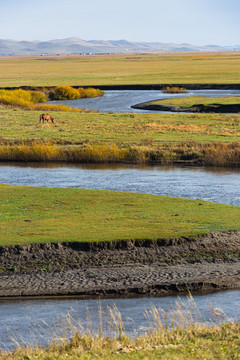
[132,101,240,113]
[132,95,240,113]
[3,319,240,359]
[2,83,240,91]
[1,231,240,298]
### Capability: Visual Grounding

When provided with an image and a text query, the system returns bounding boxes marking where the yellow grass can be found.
[144,122,210,134]
[0,52,240,86]
[0,88,99,113]
[1,300,240,359]
[0,140,239,167]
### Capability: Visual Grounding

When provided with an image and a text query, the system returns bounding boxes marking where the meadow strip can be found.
[0,184,240,246]
[155,95,240,107]
[0,109,240,166]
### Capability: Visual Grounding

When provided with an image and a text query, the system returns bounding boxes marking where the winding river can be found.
[1,89,240,351]
[49,89,240,113]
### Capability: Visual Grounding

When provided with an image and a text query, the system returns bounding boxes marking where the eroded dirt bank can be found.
[1,231,240,298]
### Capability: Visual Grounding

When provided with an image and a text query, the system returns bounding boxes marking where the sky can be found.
[1,0,240,45]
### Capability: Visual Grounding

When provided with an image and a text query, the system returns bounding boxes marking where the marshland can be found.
[1,52,240,358]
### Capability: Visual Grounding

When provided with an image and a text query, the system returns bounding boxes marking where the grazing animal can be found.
[39,113,55,123]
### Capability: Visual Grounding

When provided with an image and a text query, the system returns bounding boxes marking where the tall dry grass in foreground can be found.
[0,140,239,167]
[1,296,239,359]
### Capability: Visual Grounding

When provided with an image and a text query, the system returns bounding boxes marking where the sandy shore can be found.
[1,231,240,298]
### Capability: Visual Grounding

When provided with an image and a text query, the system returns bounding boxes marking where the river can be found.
[49,89,240,113]
[0,163,239,206]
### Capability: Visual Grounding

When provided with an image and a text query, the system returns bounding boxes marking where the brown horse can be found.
[39,113,55,123]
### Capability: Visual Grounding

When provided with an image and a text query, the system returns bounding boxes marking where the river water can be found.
[0,163,239,206]
[49,89,240,113]
[1,89,240,351]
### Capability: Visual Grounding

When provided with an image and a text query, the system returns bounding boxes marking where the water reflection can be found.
[1,161,240,174]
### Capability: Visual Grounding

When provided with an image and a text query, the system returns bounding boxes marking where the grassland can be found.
[0,107,240,166]
[153,96,240,107]
[139,95,240,114]
[0,52,240,87]
[0,183,239,246]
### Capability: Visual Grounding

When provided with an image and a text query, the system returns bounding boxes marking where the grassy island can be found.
[1,184,240,246]
[144,96,240,113]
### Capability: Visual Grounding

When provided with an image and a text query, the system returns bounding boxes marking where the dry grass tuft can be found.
[1,298,240,359]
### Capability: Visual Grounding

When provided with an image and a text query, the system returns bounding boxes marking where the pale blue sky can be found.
[1,0,239,45]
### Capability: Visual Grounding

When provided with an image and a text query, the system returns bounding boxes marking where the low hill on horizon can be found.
[0,37,239,55]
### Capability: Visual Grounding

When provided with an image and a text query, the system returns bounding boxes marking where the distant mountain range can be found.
[0,37,239,55]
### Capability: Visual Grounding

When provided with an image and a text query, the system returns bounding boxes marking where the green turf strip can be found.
[0,184,239,246]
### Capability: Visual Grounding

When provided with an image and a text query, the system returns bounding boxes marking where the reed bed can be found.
[0,140,239,167]
[1,297,239,359]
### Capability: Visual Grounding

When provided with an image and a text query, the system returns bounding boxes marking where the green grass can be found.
[0,184,239,246]
[0,52,240,87]
[0,108,240,144]
[153,96,240,107]
[0,108,240,166]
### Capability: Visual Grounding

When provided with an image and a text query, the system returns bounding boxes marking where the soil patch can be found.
[0,231,240,298]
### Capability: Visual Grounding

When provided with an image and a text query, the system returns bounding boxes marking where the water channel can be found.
[1,89,240,350]
[49,89,240,113]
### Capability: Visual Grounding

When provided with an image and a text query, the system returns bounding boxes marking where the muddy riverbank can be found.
[1,231,240,298]
[132,100,240,113]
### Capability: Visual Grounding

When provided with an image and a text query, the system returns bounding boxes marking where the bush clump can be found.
[51,85,104,100]
[162,86,188,94]
[0,89,47,108]
[51,86,80,100]
[0,88,99,113]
